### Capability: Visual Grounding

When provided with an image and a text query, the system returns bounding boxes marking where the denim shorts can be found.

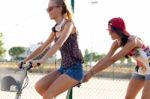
[57,63,84,81]
[132,73,150,80]
[132,65,150,80]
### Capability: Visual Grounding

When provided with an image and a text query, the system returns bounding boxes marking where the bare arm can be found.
[39,21,74,64]
[24,32,55,63]
[83,40,120,82]
[91,38,137,75]
[89,40,120,73]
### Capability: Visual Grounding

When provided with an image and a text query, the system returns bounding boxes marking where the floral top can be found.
[127,39,150,67]
[128,46,150,66]
[55,33,84,68]
[126,36,150,74]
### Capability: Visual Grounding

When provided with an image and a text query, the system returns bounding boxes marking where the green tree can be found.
[127,57,132,63]
[119,57,126,64]
[95,53,106,61]
[0,32,6,58]
[9,46,25,60]
[84,49,106,64]
[84,49,90,64]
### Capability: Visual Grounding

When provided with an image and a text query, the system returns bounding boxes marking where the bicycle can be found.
[0,62,32,99]
[66,82,82,99]
[0,62,81,99]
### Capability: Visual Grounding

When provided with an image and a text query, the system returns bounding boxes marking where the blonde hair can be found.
[51,0,74,22]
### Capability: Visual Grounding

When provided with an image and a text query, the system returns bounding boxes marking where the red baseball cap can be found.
[108,17,130,36]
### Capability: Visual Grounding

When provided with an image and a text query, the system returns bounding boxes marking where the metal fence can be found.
[0,62,142,99]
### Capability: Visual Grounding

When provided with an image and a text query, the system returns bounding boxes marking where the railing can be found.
[0,62,139,99]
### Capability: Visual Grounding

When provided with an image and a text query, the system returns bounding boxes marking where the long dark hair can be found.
[111,27,130,58]
[111,26,129,46]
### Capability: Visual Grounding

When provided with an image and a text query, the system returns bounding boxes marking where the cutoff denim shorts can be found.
[57,63,84,81]
[132,65,150,80]
[132,73,150,80]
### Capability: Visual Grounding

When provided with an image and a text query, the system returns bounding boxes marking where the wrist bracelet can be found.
[37,62,41,66]
[21,61,26,64]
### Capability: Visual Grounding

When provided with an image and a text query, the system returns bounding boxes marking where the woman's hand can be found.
[83,70,94,82]
[29,60,41,68]
[18,61,25,69]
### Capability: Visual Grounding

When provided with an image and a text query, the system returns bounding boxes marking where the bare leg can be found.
[141,80,150,99]
[125,78,144,99]
[35,70,61,96]
[43,74,78,99]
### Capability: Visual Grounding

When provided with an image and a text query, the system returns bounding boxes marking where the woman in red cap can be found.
[83,17,150,99]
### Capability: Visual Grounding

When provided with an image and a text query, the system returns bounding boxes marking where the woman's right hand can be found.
[83,70,94,82]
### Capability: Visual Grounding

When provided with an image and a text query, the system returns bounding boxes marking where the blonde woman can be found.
[21,0,84,99]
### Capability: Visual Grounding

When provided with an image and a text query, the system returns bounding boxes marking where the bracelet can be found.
[21,61,26,64]
[37,62,41,66]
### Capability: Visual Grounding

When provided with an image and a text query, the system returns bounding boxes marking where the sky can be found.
[0,0,150,59]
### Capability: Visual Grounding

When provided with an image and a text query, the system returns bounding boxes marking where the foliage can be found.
[84,49,106,64]
[0,32,6,57]
[9,46,26,60]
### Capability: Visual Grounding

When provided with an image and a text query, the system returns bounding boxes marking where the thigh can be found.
[35,70,61,91]
[141,80,150,99]
[125,78,144,98]
[44,74,78,97]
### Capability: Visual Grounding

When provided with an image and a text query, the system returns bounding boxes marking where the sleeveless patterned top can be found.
[126,37,150,67]
[126,36,150,75]
[55,33,84,68]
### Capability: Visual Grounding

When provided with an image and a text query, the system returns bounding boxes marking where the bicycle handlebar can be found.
[19,61,33,71]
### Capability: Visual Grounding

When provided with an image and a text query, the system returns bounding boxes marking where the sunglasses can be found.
[46,5,63,13]
[46,6,58,12]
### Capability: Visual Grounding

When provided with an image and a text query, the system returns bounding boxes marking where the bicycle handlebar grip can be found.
[28,61,33,70]
[19,61,24,69]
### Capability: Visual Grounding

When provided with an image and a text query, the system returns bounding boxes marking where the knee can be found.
[43,92,56,99]
[35,82,44,95]
[125,94,135,99]
[125,96,132,99]
[141,95,149,99]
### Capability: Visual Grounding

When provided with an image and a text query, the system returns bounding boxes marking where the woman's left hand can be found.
[30,60,41,68]
[83,70,94,82]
